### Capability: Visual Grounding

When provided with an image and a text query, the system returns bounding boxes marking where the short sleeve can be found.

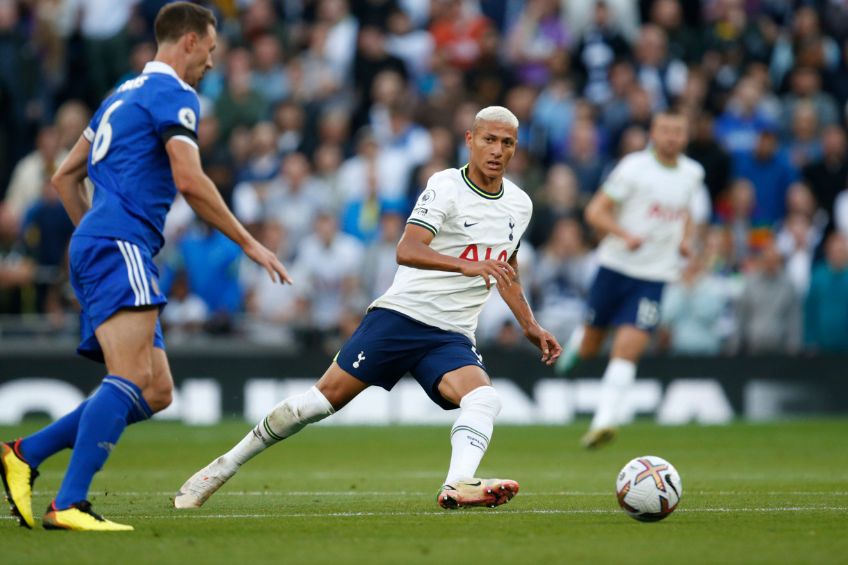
[152,86,200,147]
[602,157,636,202]
[407,174,454,236]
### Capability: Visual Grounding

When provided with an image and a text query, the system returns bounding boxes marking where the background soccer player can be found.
[174,106,562,511]
[0,3,290,531]
[555,111,705,448]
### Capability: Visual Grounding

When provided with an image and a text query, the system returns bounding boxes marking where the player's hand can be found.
[243,239,293,284]
[524,323,562,365]
[624,233,644,251]
[460,260,515,290]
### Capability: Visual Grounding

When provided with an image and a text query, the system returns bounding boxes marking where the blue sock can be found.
[19,400,89,469]
[19,380,152,469]
[54,376,150,509]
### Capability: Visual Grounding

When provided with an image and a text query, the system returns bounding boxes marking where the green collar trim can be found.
[461,165,504,200]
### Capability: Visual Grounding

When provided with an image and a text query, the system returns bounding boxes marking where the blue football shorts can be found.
[585,266,665,332]
[335,307,487,410]
[69,235,167,363]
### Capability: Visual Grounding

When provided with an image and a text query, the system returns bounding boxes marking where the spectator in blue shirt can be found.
[733,128,799,226]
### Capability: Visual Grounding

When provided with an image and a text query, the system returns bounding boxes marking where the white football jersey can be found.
[371,166,533,342]
[597,150,706,282]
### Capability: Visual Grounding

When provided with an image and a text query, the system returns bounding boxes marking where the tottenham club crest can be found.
[508,216,516,241]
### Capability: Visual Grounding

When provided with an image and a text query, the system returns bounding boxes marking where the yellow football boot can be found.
[43,501,134,532]
[0,440,38,529]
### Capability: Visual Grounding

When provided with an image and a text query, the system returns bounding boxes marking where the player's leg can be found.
[435,366,519,508]
[557,267,619,376]
[43,308,159,532]
[1,325,170,530]
[583,325,652,449]
[174,362,363,508]
[555,324,607,375]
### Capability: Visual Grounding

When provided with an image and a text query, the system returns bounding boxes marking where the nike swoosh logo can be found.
[464,481,482,487]
[464,221,479,227]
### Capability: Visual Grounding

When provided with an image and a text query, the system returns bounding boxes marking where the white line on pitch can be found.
[105,506,848,520]
[34,490,848,497]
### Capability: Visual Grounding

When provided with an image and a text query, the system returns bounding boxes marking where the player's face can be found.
[466,121,518,179]
[186,24,217,88]
[650,115,688,158]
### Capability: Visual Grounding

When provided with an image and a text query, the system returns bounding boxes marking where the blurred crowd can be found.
[2,0,848,356]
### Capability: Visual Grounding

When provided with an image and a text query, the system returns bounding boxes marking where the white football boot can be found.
[173,457,237,509]
[437,478,520,509]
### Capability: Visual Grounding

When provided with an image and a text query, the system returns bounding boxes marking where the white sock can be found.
[223,386,334,469]
[590,358,636,431]
[445,386,501,485]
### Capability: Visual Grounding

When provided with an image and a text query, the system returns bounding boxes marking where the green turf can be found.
[1,420,846,564]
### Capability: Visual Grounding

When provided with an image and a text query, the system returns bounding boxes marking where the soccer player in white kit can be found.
[556,111,704,448]
[174,106,562,510]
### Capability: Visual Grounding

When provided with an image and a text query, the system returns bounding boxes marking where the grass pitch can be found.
[0,419,846,564]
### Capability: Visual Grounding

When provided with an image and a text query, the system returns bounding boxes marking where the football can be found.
[616,455,682,522]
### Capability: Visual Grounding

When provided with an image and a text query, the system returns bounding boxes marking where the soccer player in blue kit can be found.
[0,3,290,531]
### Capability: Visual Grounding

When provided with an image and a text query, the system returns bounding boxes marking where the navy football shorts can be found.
[335,307,487,410]
[69,235,167,363]
[585,266,665,332]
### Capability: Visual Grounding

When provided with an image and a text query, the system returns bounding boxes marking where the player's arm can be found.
[166,139,292,284]
[679,211,694,258]
[496,251,562,365]
[395,224,515,290]
[51,135,92,226]
[585,192,643,250]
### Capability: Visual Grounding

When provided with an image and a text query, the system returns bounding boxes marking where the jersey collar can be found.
[461,165,504,200]
[142,61,196,92]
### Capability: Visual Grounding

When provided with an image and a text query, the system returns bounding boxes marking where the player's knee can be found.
[459,385,501,419]
[146,385,173,413]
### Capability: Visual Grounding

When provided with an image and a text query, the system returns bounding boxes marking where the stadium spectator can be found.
[632,24,687,111]
[804,232,848,352]
[429,0,491,71]
[239,122,281,183]
[240,219,301,346]
[714,78,775,157]
[572,0,631,106]
[215,48,267,140]
[162,222,244,333]
[660,254,727,355]
[385,8,434,85]
[238,152,332,250]
[732,242,802,354]
[802,125,848,223]
[20,179,74,312]
[292,210,365,340]
[779,67,839,134]
[73,0,136,103]
[504,0,569,88]
[0,203,34,314]
[251,33,290,107]
[528,164,581,247]
[687,112,732,204]
[565,119,606,196]
[733,128,799,227]
[159,270,209,344]
[359,210,404,300]
[533,216,596,343]
[4,126,65,221]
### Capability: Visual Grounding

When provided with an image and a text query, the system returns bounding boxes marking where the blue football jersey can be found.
[75,61,200,256]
